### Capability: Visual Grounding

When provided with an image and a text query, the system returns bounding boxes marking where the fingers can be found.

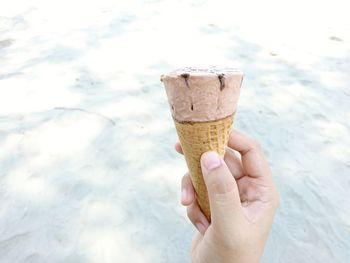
[176,142,245,180]
[187,200,210,235]
[179,150,243,205]
[224,148,245,179]
[181,173,209,234]
[201,151,242,225]
[181,173,195,206]
[228,129,271,179]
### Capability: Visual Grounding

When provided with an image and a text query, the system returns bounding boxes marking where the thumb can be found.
[201,151,242,225]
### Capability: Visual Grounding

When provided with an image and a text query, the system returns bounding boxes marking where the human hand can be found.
[175,129,279,263]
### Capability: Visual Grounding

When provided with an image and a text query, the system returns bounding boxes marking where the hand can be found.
[175,129,279,263]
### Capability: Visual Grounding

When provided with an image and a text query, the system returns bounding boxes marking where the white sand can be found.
[0,0,349,262]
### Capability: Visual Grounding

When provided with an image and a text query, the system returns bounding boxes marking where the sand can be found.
[0,0,349,262]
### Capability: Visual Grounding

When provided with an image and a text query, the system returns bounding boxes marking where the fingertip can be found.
[181,189,193,206]
[228,129,260,154]
[187,202,210,234]
[224,148,245,179]
[175,142,183,154]
[200,151,222,172]
[181,188,188,205]
[181,188,195,207]
[181,173,195,206]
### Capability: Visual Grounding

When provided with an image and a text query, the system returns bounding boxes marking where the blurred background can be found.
[0,0,349,262]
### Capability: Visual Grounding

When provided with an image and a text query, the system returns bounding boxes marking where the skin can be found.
[175,129,279,263]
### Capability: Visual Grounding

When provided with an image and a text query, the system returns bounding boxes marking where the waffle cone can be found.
[174,114,234,221]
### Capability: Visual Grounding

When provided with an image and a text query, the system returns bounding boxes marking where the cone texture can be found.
[174,114,234,221]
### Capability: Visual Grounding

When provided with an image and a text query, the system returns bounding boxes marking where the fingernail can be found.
[195,222,206,234]
[181,188,187,203]
[201,151,221,171]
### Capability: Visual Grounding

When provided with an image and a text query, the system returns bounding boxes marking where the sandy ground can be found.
[0,0,350,262]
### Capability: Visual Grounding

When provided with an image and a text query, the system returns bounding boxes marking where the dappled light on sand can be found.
[0,0,349,262]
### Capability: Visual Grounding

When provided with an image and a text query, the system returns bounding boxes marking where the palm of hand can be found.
[192,150,274,244]
[177,130,279,263]
[225,145,276,222]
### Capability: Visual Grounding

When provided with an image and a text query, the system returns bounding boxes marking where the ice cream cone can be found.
[161,67,243,221]
[174,115,234,219]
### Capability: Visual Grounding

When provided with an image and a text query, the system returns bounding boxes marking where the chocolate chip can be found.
[218,73,225,90]
[180,73,190,88]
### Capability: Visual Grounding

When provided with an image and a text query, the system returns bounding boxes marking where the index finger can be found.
[228,129,271,179]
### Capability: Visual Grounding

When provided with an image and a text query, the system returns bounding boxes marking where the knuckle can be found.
[206,172,234,195]
[251,139,261,150]
[208,180,229,195]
